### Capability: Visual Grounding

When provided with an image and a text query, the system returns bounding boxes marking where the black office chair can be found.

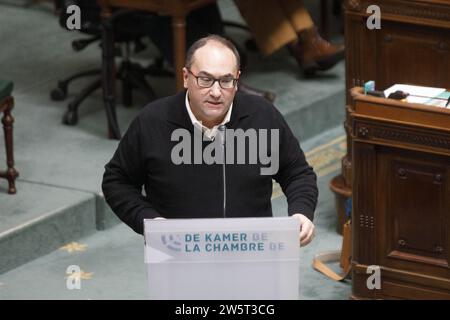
[50,0,172,126]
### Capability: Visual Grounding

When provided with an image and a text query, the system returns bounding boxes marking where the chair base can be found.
[52,58,169,133]
[118,60,157,107]
[50,69,100,102]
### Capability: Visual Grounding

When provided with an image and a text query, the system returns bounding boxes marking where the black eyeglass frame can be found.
[187,69,239,89]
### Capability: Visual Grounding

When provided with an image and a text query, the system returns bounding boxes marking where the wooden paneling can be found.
[335,2,450,298]
[351,88,450,299]
[344,0,450,102]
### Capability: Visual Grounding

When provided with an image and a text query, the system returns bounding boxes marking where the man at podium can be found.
[102,35,318,247]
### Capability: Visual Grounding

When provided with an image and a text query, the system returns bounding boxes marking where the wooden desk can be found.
[97,0,214,138]
[350,87,450,299]
[330,0,450,234]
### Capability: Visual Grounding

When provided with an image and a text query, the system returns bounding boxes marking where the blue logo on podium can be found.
[161,234,182,251]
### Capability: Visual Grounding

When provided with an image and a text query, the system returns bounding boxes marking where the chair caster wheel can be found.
[51,86,67,101]
[62,110,78,125]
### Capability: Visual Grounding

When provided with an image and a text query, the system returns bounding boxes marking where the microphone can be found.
[218,125,227,218]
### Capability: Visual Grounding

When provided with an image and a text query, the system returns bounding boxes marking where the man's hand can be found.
[292,213,315,247]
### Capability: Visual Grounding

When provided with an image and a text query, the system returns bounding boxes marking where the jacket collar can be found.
[166,90,255,130]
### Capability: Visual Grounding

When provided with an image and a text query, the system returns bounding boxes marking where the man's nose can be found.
[209,81,222,98]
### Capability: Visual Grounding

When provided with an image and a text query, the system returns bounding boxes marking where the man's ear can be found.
[182,67,189,89]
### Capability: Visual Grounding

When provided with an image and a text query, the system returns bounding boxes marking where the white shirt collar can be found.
[185,91,233,140]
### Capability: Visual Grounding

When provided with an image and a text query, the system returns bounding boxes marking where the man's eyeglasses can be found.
[187,69,238,89]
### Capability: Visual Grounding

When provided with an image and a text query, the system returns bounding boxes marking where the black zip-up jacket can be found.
[102,90,318,234]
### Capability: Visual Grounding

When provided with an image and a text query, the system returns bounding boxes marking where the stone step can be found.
[0,182,97,274]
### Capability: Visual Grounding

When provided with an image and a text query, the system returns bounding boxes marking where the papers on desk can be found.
[431,91,450,108]
[384,84,449,108]
[425,98,448,108]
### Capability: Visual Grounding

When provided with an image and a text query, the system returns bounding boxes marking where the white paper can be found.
[425,99,448,108]
[384,84,446,103]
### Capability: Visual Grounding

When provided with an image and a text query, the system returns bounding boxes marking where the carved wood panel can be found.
[377,22,450,89]
[353,120,450,154]
[377,148,450,277]
[352,142,377,266]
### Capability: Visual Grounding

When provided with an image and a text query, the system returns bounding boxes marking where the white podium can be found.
[144,217,301,300]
